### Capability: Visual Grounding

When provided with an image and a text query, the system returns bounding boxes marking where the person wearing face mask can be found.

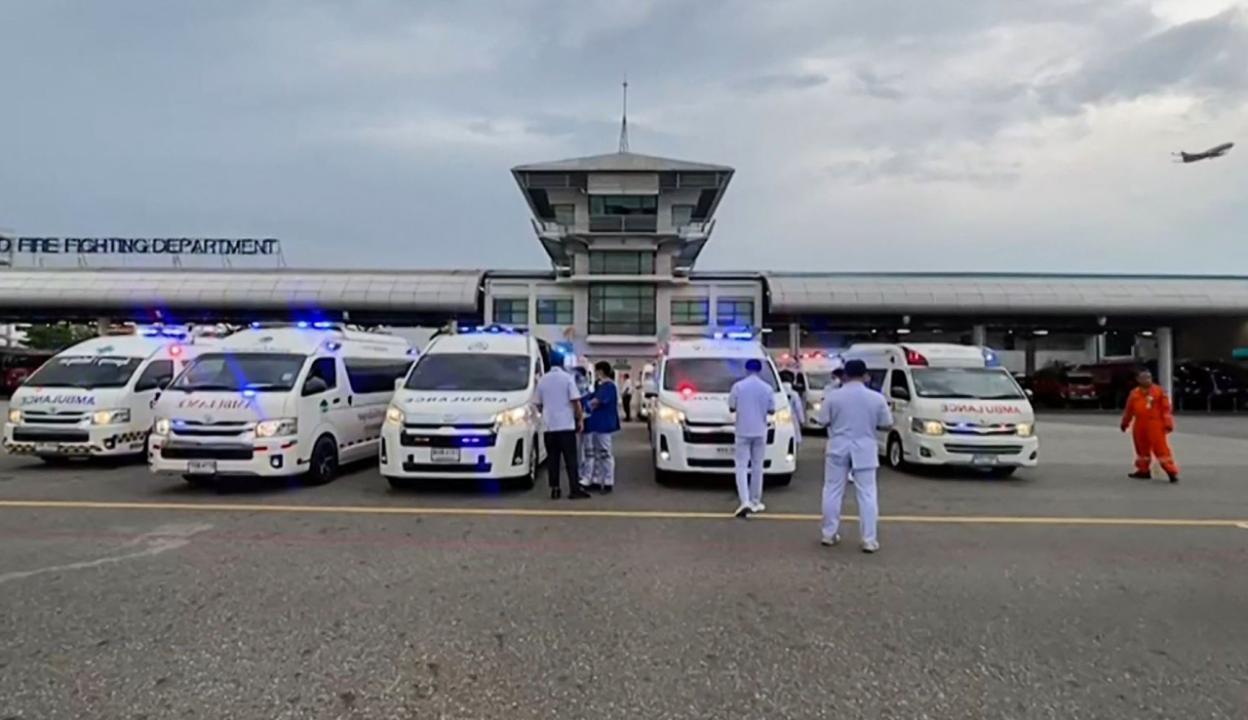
[778,369,806,448]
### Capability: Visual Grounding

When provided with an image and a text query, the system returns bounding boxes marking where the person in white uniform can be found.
[728,358,775,518]
[778,370,806,448]
[816,359,893,552]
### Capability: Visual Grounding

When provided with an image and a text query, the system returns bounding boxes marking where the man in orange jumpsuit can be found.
[1120,369,1179,483]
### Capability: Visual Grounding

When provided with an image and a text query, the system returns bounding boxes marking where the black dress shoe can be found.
[1168,473,1180,483]
[601,486,614,495]
[568,488,592,500]
[1128,471,1151,480]
[550,487,562,499]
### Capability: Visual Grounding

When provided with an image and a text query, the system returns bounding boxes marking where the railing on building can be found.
[588,216,658,233]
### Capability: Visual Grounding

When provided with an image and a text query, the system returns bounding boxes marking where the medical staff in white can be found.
[816,359,893,553]
[778,369,806,448]
[728,358,775,518]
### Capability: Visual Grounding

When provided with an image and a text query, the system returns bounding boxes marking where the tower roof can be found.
[512,151,733,174]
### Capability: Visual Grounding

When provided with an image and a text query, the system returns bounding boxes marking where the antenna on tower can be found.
[618,77,629,153]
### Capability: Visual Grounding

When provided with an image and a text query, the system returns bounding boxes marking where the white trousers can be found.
[734,436,766,507]
[587,433,615,487]
[822,455,879,544]
[577,434,593,486]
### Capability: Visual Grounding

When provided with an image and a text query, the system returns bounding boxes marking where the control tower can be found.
[506,150,738,358]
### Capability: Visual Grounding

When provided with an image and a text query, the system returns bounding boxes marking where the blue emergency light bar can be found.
[981,347,1002,368]
[464,324,526,335]
[138,325,188,339]
[711,327,762,341]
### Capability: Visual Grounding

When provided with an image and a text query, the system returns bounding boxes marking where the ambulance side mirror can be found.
[890,386,910,401]
[1024,389,1034,399]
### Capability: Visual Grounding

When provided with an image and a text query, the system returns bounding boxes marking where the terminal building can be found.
[1,146,1247,399]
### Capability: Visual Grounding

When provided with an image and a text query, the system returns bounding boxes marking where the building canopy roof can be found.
[0,269,483,315]
[512,151,733,174]
[764,273,1248,316]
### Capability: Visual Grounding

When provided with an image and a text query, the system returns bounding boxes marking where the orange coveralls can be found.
[1120,385,1179,476]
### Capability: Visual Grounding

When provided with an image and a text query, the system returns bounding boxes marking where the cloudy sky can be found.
[2,0,1246,274]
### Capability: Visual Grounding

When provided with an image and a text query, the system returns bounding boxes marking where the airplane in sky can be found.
[1173,142,1234,163]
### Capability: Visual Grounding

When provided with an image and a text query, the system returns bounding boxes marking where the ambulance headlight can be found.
[810,401,822,414]
[91,409,131,426]
[385,405,405,426]
[911,418,945,436]
[494,406,531,427]
[1015,422,1034,438]
[657,404,686,424]
[152,418,171,436]
[772,407,793,426]
[7,408,21,425]
[255,418,298,438]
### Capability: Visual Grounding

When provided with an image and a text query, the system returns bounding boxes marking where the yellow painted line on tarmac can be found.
[0,499,1243,529]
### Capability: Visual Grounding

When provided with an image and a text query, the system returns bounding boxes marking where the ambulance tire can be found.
[39,456,72,466]
[304,435,339,486]
[521,436,539,490]
[885,433,907,471]
[385,476,411,490]
[987,466,1017,479]
[654,466,673,485]
[768,473,792,487]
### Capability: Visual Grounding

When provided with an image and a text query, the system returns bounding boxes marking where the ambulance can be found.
[149,323,413,485]
[650,331,798,484]
[4,326,204,462]
[380,325,549,488]
[840,343,1038,476]
[637,362,657,422]
[785,350,843,432]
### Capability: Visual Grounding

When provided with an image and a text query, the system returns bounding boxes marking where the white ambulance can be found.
[840,343,1038,477]
[4,326,203,462]
[149,323,413,485]
[791,351,843,431]
[650,332,798,484]
[380,326,549,488]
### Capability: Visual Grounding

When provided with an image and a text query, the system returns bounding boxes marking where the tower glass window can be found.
[536,297,573,325]
[589,195,657,216]
[716,298,755,327]
[492,298,528,326]
[670,298,709,325]
[589,251,655,275]
[671,204,695,227]
[589,285,656,336]
[552,204,576,226]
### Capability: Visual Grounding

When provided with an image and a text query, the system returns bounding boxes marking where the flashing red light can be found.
[168,344,183,357]
[780,353,792,362]
[903,347,928,366]
[678,383,696,399]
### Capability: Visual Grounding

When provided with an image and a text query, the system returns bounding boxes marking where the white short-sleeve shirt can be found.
[536,368,581,433]
[729,374,776,439]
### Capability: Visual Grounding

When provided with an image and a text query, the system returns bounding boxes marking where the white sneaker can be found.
[734,504,752,519]
[820,534,841,547]
[860,540,880,554]
[750,501,766,513]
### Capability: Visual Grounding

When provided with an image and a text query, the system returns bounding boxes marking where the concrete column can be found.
[1024,338,1037,377]
[971,324,987,347]
[1157,326,1174,400]
[788,322,800,357]
[96,316,111,336]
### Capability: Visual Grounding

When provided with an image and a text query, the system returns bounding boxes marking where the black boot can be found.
[550,487,562,499]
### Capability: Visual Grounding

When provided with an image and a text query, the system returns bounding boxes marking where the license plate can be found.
[187,460,217,475]
[35,443,58,454]
[431,448,460,464]
[715,446,735,457]
[971,454,997,466]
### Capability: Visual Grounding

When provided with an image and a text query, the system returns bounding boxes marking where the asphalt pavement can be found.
[1,415,1246,719]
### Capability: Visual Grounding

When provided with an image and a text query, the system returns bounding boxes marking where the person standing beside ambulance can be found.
[1121,369,1180,483]
[728,358,775,518]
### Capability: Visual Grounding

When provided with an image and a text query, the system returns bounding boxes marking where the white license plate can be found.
[971,454,997,466]
[35,443,58,454]
[715,446,735,457]
[187,460,217,475]
[431,448,461,464]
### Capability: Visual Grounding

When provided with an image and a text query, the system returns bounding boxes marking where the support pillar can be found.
[788,322,800,358]
[971,324,987,347]
[1024,338,1037,377]
[96,316,110,336]
[1157,326,1174,401]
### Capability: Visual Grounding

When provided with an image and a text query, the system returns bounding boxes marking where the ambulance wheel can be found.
[885,434,907,470]
[386,476,411,490]
[768,473,792,487]
[522,437,539,490]
[304,435,339,486]
[654,466,673,485]
[987,466,1017,479]
[39,456,71,466]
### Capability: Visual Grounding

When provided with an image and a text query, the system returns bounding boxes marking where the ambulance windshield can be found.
[406,354,530,392]
[25,356,143,389]
[911,367,1024,400]
[805,372,832,390]
[663,358,780,394]
[172,353,305,392]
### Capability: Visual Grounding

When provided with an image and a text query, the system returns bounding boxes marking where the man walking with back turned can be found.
[817,359,893,553]
[729,358,775,518]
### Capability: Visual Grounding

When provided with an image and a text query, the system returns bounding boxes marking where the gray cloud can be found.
[735,72,829,94]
